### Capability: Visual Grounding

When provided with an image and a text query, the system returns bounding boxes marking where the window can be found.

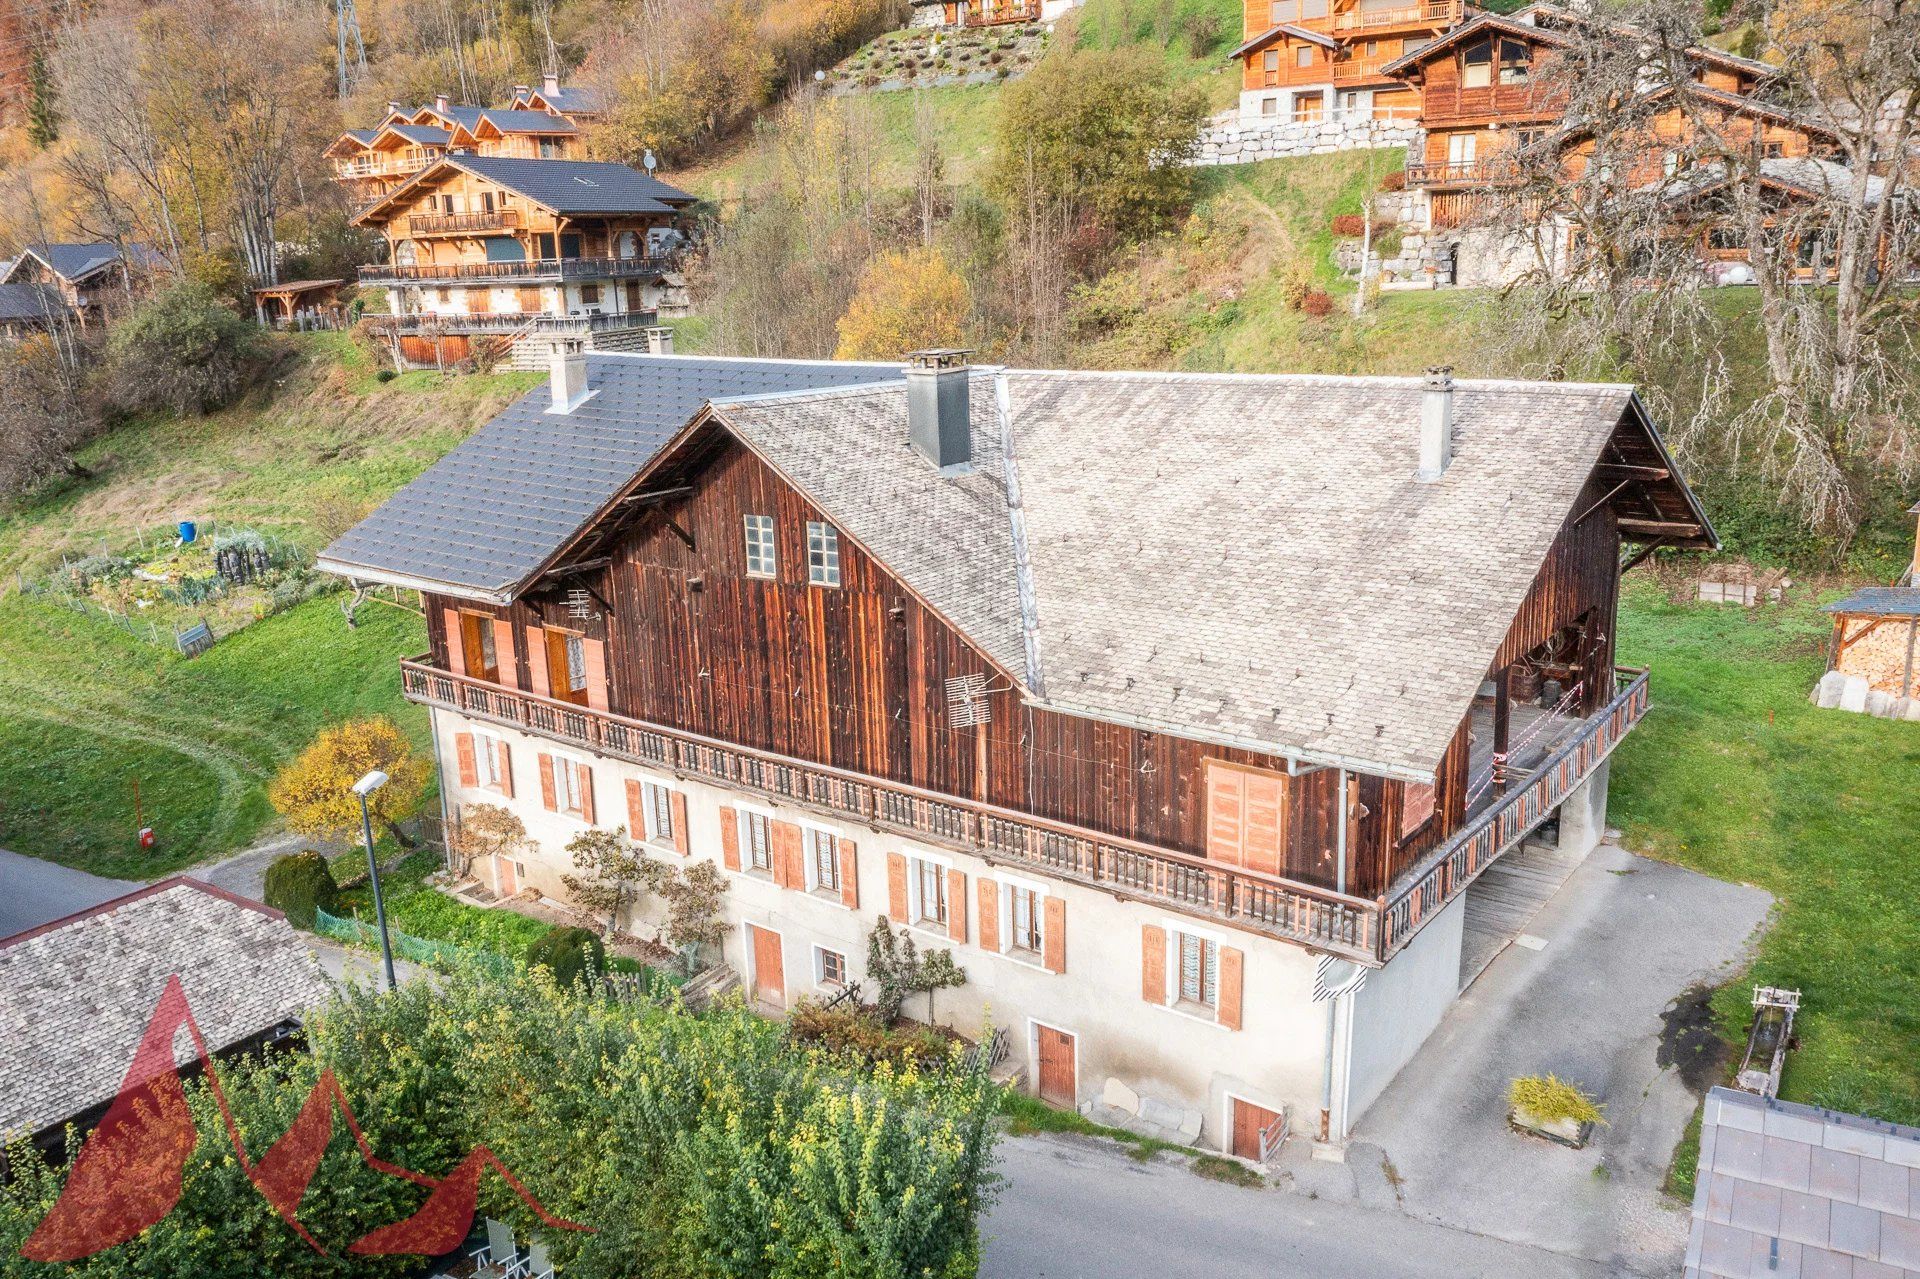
[1262,48,1280,71]
[807,522,841,587]
[1763,141,1785,159]
[476,731,504,789]
[1268,0,1296,21]
[816,946,847,988]
[1296,45,1313,68]
[1365,39,1377,56]
[1400,781,1436,840]
[1261,96,1279,116]
[1447,132,1478,165]
[1176,931,1219,1011]
[805,827,841,894]
[554,756,591,816]
[737,810,772,872]
[481,191,495,214]
[913,857,948,929]
[565,634,588,694]
[1300,0,1325,17]
[458,610,498,681]
[1497,38,1530,85]
[580,283,601,305]
[1008,884,1042,955]
[744,514,777,578]
[642,781,675,845]
[616,230,641,260]
[539,137,561,158]
[1461,39,1492,89]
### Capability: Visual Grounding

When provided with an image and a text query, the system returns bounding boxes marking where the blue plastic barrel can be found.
[178,520,197,544]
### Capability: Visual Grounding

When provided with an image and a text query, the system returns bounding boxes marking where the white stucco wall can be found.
[436,710,1358,1150]
[1340,888,1466,1129]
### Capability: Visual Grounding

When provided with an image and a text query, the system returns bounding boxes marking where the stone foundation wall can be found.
[1193,114,1419,168]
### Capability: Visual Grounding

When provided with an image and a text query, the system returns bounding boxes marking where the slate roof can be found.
[318,353,902,599]
[0,879,330,1141]
[0,282,69,323]
[1687,1086,1920,1279]
[540,85,604,114]
[383,123,452,146]
[11,242,128,284]
[480,108,577,134]
[1824,587,1920,618]
[708,370,1686,779]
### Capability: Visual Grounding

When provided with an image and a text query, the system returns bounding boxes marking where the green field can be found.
[1610,580,1920,1123]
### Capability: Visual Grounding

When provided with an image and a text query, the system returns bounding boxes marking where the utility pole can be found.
[335,0,368,99]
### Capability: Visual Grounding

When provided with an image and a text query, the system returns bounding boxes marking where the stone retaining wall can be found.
[1193,115,1419,168]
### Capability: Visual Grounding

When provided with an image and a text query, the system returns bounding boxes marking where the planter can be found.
[1508,1104,1593,1149]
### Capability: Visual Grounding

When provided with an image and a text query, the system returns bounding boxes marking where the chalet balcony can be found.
[1405,158,1521,188]
[364,309,658,337]
[407,209,524,237]
[358,255,671,285]
[334,156,437,181]
[1331,0,1459,30]
[399,659,1649,966]
[961,0,1039,25]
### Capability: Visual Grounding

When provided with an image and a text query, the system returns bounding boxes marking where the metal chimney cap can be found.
[907,348,973,371]
[1424,364,1455,386]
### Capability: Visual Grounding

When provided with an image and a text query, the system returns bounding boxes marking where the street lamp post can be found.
[352,769,398,991]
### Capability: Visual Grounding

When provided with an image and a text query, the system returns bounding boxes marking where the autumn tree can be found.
[561,826,667,935]
[659,860,728,972]
[448,803,530,878]
[833,246,970,360]
[0,335,98,500]
[268,717,430,846]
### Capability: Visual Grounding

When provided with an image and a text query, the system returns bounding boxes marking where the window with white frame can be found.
[743,514,776,578]
[804,827,841,894]
[815,946,847,988]
[1175,930,1220,1013]
[911,856,948,930]
[553,756,591,817]
[1007,883,1043,956]
[806,521,841,588]
[740,810,772,873]
[642,780,675,846]
[475,731,504,790]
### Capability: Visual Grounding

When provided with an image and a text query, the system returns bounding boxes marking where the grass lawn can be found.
[1611,580,1920,1125]
[0,592,426,877]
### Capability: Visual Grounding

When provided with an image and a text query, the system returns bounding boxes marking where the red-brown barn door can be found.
[1230,1098,1283,1162]
[748,924,785,1007]
[1035,1025,1076,1108]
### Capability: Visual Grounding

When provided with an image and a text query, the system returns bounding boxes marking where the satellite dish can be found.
[642,149,657,175]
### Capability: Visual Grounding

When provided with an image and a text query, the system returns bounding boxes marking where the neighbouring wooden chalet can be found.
[1229,0,1460,125]
[350,155,694,367]
[907,0,1074,27]
[1,242,164,328]
[0,281,69,340]
[318,348,1714,1152]
[327,86,591,208]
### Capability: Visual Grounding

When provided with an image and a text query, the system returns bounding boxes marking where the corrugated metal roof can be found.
[318,353,902,599]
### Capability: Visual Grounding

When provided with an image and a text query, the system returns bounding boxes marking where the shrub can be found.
[1278,262,1314,309]
[104,280,266,417]
[1301,290,1335,318]
[788,1000,953,1068]
[526,925,606,990]
[1509,1074,1606,1127]
[1331,213,1366,237]
[262,850,340,929]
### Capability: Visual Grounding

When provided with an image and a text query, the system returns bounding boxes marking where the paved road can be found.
[982,1131,1615,1278]
[0,847,140,938]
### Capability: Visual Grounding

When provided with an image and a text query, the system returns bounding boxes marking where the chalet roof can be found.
[381,123,452,146]
[1379,11,1565,75]
[1638,80,1841,141]
[9,242,129,284]
[0,878,329,1141]
[317,353,903,599]
[532,84,604,115]
[700,370,1714,779]
[350,155,694,225]
[1666,156,1887,208]
[1229,21,1338,59]
[1823,587,1920,618]
[478,108,577,134]
[416,103,487,132]
[0,282,69,323]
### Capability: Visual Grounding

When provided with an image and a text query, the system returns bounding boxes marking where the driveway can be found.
[1338,840,1773,1276]
[0,847,140,938]
[983,1131,1614,1278]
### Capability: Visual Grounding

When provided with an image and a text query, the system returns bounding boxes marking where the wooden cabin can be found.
[350,155,693,365]
[1,242,163,329]
[328,87,594,207]
[319,351,1714,1148]
[1229,0,1462,125]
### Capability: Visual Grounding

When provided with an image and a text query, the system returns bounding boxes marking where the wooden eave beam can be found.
[1619,537,1669,574]
[1618,517,1708,537]
[1595,462,1670,480]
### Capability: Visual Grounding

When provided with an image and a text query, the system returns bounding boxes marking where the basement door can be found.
[748,924,785,1007]
[494,855,518,898]
[1230,1098,1284,1162]
[1035,1024,1076,1108]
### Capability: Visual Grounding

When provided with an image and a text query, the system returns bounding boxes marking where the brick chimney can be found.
[906,349,972,473]
[1417,365,1455,482]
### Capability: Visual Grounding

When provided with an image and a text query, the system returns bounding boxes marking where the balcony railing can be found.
[408,209,523,236]
[364,309,657,335]
[400,659,1384,963]
[359,255,671,285]
[399,659,1647,965]
[1405,158,1521,187]
[1379,667,1649,960]
[334,155,438,180]
[961,0,1039,25]
[1331,0,1458,30]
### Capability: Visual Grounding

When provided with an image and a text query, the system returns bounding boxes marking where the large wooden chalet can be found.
[1229,0,1461,125]
[327,81,594,208]
[319,348,1714,1152]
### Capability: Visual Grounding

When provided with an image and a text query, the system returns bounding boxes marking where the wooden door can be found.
[1230,1098,1283,1161]
[1035,1025,1076,1107]
[623,280,643,313]
[458,611,496,681]
[749,925,785,1006]
[517,286,543,313]
[468,286,492,315]
[495,855,518,898]
[545,629,588,706]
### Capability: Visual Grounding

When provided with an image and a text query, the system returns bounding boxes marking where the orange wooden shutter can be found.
[444,608,466,677]
[771,821,803,890]
[495,741,513,797]
[582,637,610,711]
[526,626,551,697]
[1043,897,1067,974]
[578,766,595,824]
[538,753,557,811]
[1219,945,1245,1031]
[977,878,999,951]
[625,778,645,840]
[1141,924,1166,1003]
[492,618,517,687]
[1205,762,1246,867]
[947,868,967,943]
[454,732,478,786]
[671,791,689,856]
[1242,773,1284,876]
[717,806,741,871]
[886,853,908,921]
[839,839,859,909]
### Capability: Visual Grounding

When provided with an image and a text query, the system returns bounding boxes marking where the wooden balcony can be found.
[961,0,1038,24]
[359,254,671,285]
[407,209,523,237]
[1405,158,1522,188]
[334,155,437,181]
[401,660,1649,966]
[365,309,657,336]
[1331,0,1458,31]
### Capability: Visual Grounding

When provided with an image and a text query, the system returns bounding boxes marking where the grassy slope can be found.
[1611,581,1920,1123]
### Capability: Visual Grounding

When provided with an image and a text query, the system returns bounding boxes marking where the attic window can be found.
[945,674,991,728]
